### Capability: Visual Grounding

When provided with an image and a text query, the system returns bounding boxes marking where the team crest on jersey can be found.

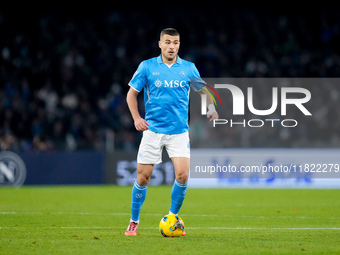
[154,79,163,88]
[180,71,186,77]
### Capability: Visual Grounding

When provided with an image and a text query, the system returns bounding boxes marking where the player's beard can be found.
[163,50,177,62]
[165,55,175,62]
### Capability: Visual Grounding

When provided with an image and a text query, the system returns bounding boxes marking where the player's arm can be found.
[198,87,219,122]
[126,87,150,131]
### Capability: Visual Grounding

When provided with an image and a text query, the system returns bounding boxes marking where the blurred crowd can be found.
[0,8,340,152]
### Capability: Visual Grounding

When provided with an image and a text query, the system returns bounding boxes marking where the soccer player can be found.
[125,28,218,236]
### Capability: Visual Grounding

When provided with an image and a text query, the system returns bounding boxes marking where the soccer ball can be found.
[159,214,185,237]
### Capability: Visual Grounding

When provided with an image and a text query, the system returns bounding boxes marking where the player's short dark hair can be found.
[160,28,180,39]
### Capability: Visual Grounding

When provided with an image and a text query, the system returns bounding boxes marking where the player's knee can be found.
[137,164,153,186]
[176,172,188,183]
[137,174,151,186]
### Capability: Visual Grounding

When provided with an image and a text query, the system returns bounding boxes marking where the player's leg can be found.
[169,157,189,214]
[165,132,190,215]
[125,130,163,236]
[165,132,190,236]
[170,157,189,236]
[125,163,154,236]
[131,163,153,222]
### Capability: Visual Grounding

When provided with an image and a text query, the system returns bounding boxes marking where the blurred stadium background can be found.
[1,3,340,187]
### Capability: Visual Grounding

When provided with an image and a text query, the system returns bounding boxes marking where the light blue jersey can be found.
[129,55,202,134]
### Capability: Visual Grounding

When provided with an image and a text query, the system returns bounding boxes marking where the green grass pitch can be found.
[1,185,340,254]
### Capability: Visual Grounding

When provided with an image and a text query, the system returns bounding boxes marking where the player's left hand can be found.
[207,111,219,122]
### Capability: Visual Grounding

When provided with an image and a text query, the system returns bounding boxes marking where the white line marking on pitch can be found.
[1,226,340,230]
[1,211,339,220]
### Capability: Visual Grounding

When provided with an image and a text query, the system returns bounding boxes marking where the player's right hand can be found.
[134,117,150,131]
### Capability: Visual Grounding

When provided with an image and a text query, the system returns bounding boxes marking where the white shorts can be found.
[137,130,190,164]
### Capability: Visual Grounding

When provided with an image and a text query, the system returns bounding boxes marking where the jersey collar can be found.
[157,54,182,65]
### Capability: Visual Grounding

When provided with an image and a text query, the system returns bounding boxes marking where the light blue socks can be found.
[130,181,148,223]
[169,179,188,214]
[130,179,187,222]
